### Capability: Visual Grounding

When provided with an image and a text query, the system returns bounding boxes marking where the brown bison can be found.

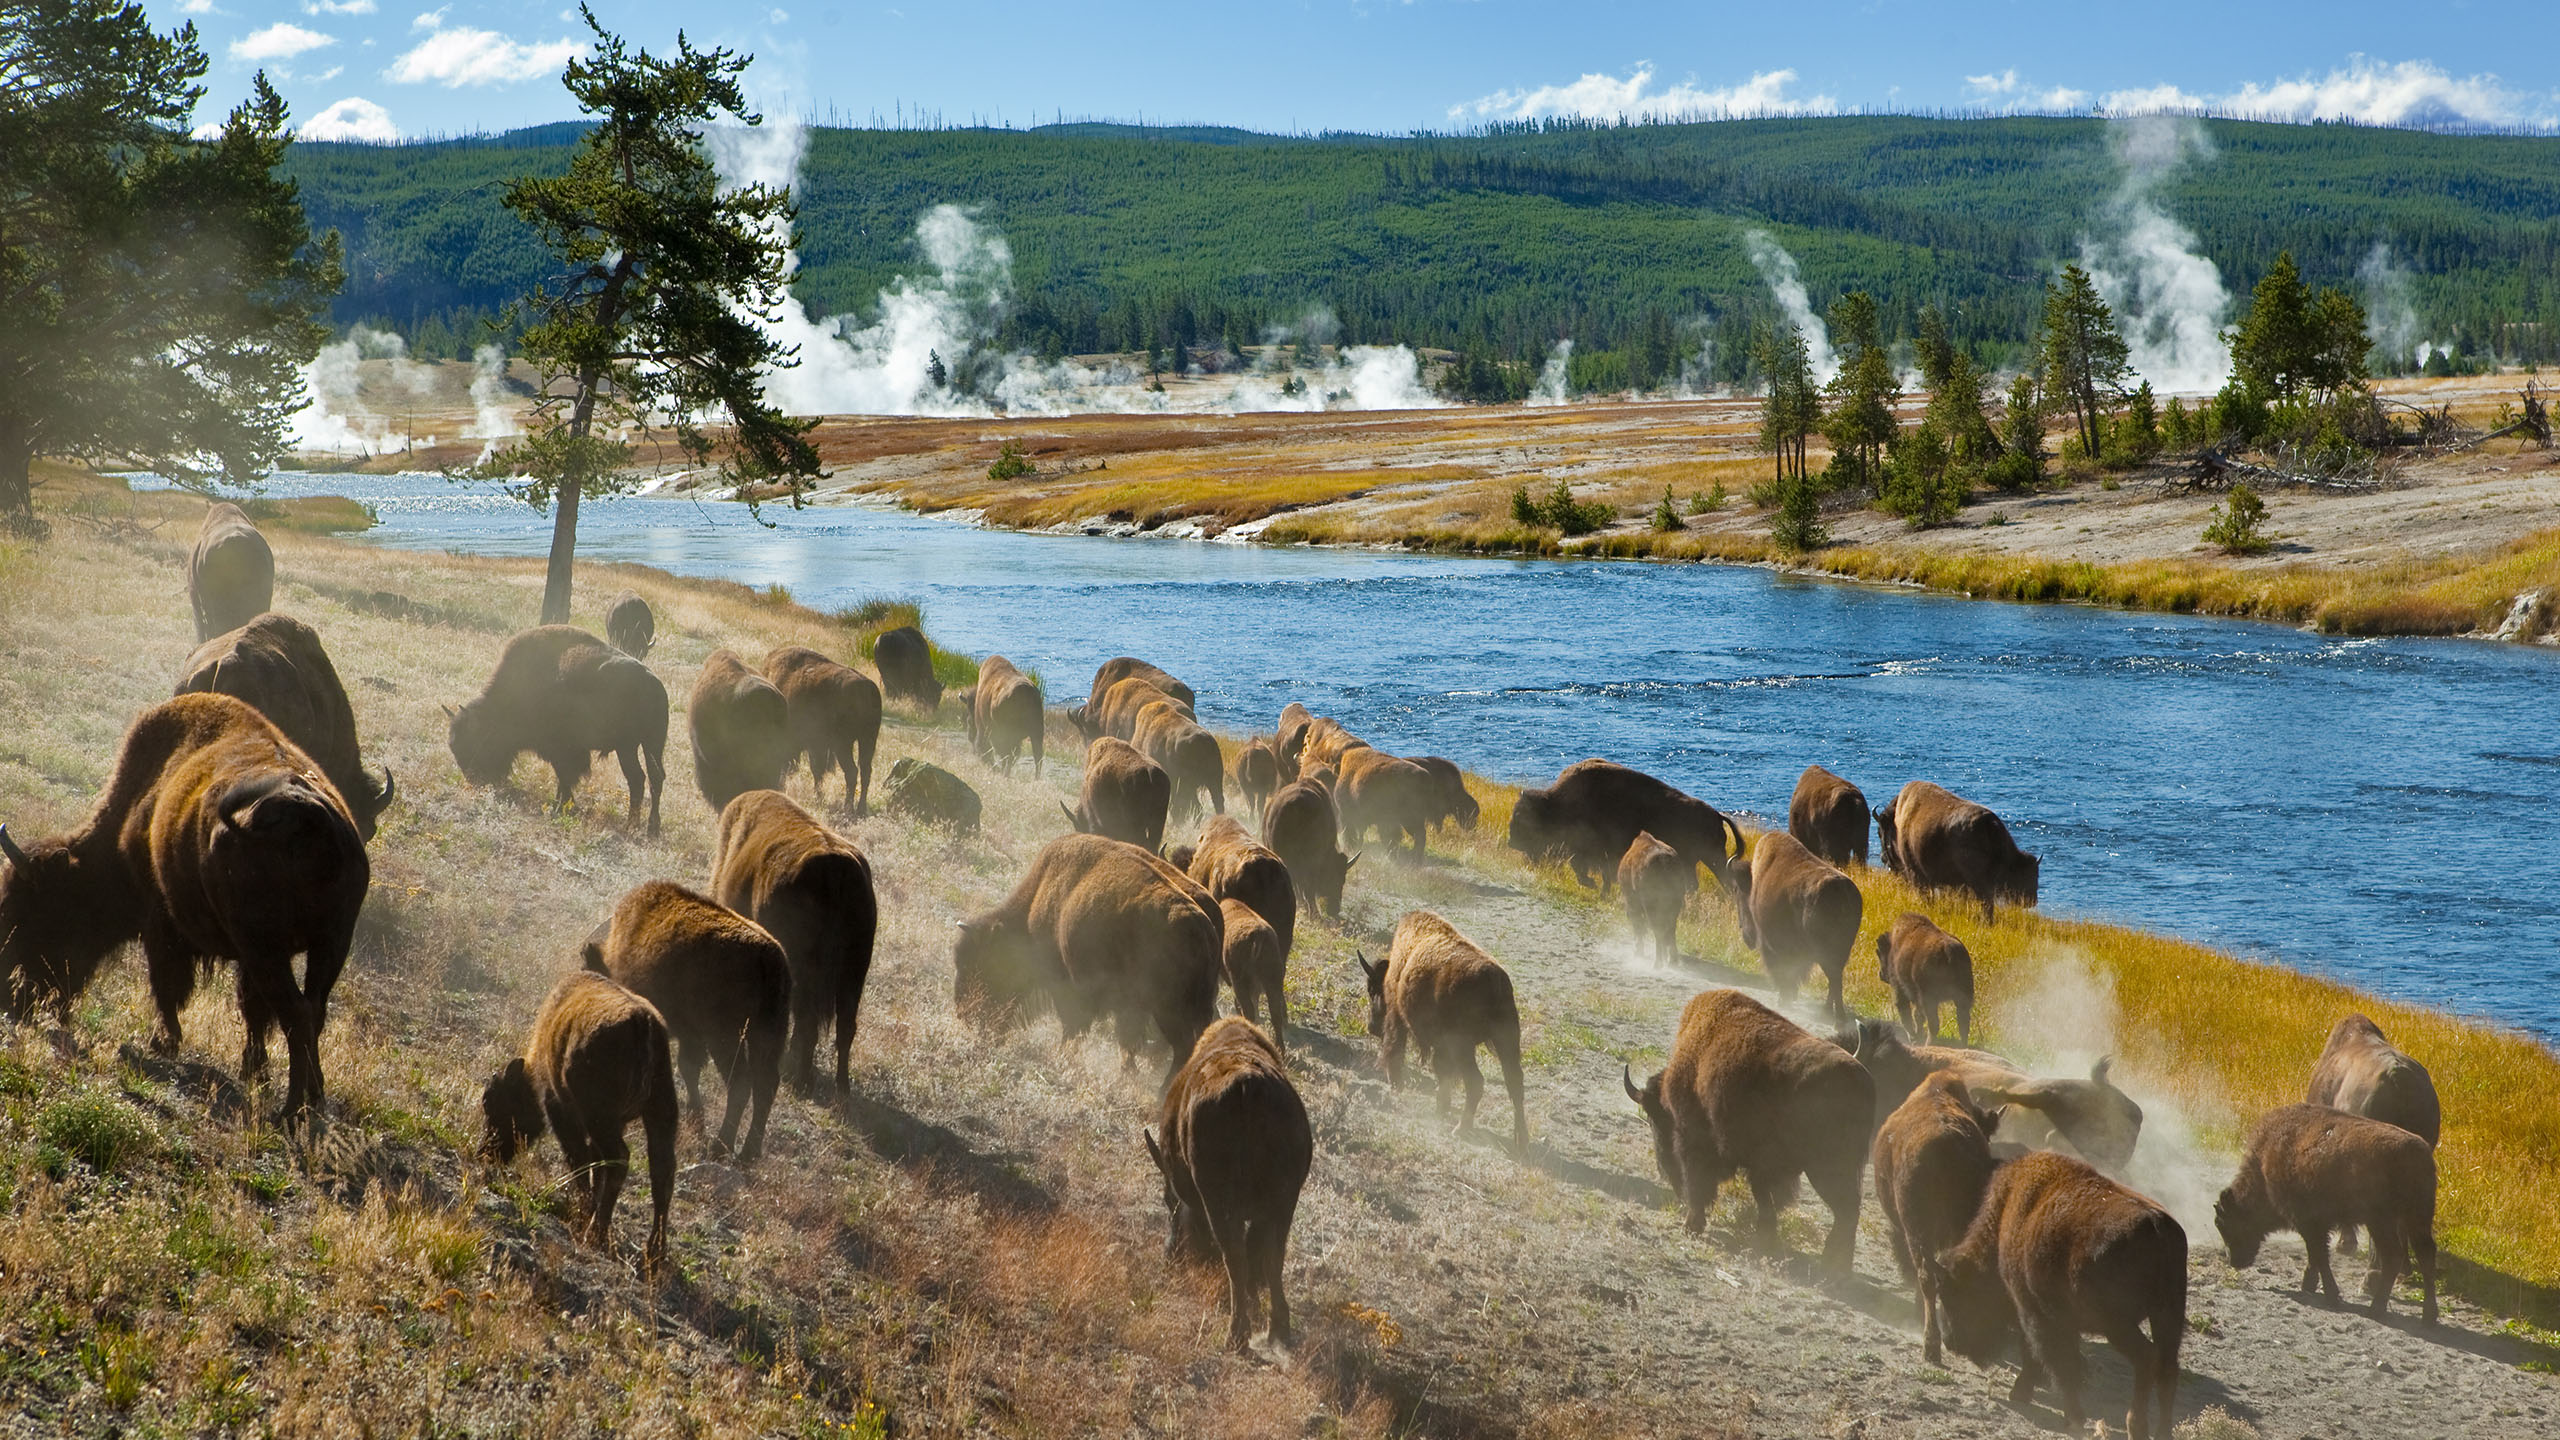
[1730,831,1863,1020]
[871,625,942,709]
[176,613,394,841]
[1788,764,1869,867]
[448,625,667,834]
[0,694,367,1123]
[1262,779,1353,918]
[188,502,274,642]
[1078,675,1188,743]
[1295,715,1366,770]
[1626,988,1871,1271]
[1184,815,1297,963]
[713,790,878,1100]
[1360,911,1527,1152]
[1509,759,1743,890]
[953,833,1222,1073]
[1231,738,1281,817]
[1092,656,1196,712]
[1873,1070,2001,1363]
[1066,736,1172,851]
[581,881,790,1164]
[2306,1013,2440,1149]
[2215,1103,2437,1322]
[1844,1023,2143,1173]
[1876,781,2038,919]
[1335,746,1437,860]
[603,590,655,658]
[1144,1016,1311,1351]
[964,654,1043,775]
[1874,912,1974,1045]
[762,646,882,812]
[1216,899,1288,1056]
[1842,1021,2029,1123]
[1937,1150,2186,1440]
[1274,702,1315,770]
[690,649,795,812]
[1412,756,1479,833]
[882,757,980,833]
[1618,830,1692,966]
[482,970,679,1266]
[1133,699,1221,819]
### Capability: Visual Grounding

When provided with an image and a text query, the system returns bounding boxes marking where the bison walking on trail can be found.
[603,591,655,658]
[1360,911,1527,1153]
[1412,756,1479,834]
[1874,912,1974,1045]
[1091,657,1195,712]
[968,654,1045,775]
[1216,899,1288,1056]
[1078,676,1187,743]
[482,970,679,1266]
[1618,831,1692,966]
[1231,738,1281,817]
[1335,746,1438,861]
[713,790,878,1100]
[1133,698,1221,819]
[762,646,882,812]
[177,613,394,840]
[1509,759,1743,891]
[1876,781,2038,919]
[188,502,274,642]
[1262,779,1353,918]
[582,881,790,1165]
[448,625,667,834]
[1730,831,1862,1021]
[871,625,942,709]
[1145,1016,1311,1351]
[2216,1103,2438,1323]
[1183,815,1297,965]
[690,649,795,813]
[1788,764,1869,867]
[1873,1071,2001,1363]
[1067,736,1172,851]
[2304,1012,2440,1252]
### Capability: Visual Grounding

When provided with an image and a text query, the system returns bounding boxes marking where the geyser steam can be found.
[1743,230,1838,385]
[2082,117,2233,395]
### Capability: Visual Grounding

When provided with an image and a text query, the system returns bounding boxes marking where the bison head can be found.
[1142,1128,1213,1261]
[2213,1185,2272,1269]
[1066,703,1097,741]
[1931,1248,2018,1364]
[1726,859,1760,949]
[1355,952,1388,1036]
[480,1057,545,1163]
[1997,851,2041,909]
[952,914,1037,1030]
[1623,1065,1681,1198]
[445,701,513,786]
[0,826,133,1019]
[1304,846,1353,919]
[1506,791,1553,860]
[1873,806,1900,872]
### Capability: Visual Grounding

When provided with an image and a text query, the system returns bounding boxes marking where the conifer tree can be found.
[2038,264,2132,462]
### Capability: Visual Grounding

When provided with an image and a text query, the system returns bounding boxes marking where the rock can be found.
[882,757,982,834]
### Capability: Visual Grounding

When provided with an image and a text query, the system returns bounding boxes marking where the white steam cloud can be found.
[1742,230,1838,385]
[2099,56,2556,134]
[2356,242,2446,371]
[468,343,521,446]
[1525,340,1573,406]
[1452,64,1837,124]
[291,324,438,455]
[2081,117,2232,396]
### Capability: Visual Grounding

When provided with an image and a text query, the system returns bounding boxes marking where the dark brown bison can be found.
[482,970,678,1266]
[690,649,795,812]
[1066,736,1171,851]
[2215,1103,2437,1323]
[581,881,790,1164]
[953,833,1222,1073]
[1788,764,1869,867]
[1873,1070,2001,1363]
[871,625,942,709]
[0,694,367,1123]
[1843,1023,2143,1172]
[1625,988,1871,1271]
[1231,738,1281,817]
[1091,656,1196,712]
[1216,899,1287,1056]
[964,654,1043,775]
[2306,1013,2440,1148]
[1412,756,1479,833]
[1184,814,1297,964]
[1133,699,1221,819]
[1359,911,1526,1153]
[762,646,881,812]
[448,625,667,834]
[713,790,878,1100]
[1617,831,1692,966]
[188,502,274,642]
[1274,702,1315,770]
[1937,1150,2186,1440]
[1261,779,1353,918]
[176,612,394,840]
[1509,759,1743,890]
[1876,781,2038,919]
[882,757,980,833]
[603,590,655,658]
[1729,831,1862,1020]
[1335,746,1437,861]
[1875,912,1974,1045]
[1144,1016,1311,1351]
[1842,1021,2030,1125]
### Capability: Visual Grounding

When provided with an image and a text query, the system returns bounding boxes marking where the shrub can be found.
[2203,483,2273,555]
[1688,481,1727,513]
[1649,488,1684,532]
[1770,473,1828,552]
[1510,480,1614,536]
[39,1093,152,1175]
[987,439,1033,481]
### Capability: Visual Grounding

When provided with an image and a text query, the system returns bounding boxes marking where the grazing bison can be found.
[881,757,980,833]
[603,591,655,658]
[1618,831,1692,967]
[1626,988,1871,1271]
[482,970,679,1266]
[713,790,878,1099]
[1509,759,1743,890]
[1875,912,1974,1045]
[1133,699,1221,819]
[2306,1013,2440,1149]
[1066,736,1172,851]
[1412,757,1479,833]
[2216,1103,2437,1323]
[1145,1016,1311,1351]
[967,655,1045,775]
[448,625,667,834]
[1334,746,1437,861]
[1216,899,1288,1055]
[953,833,1222,1073]
[582,881,790,1164]
[1231,738,1281,817]
[871,625,942,709]
[1876,781,2038,919]
[1873,1071,2002,1363]
[1360,912,1527,1153]
[1092,657,1196,713]
[690,649,795,812]
[1788,764,1869,867]
[762,646,882,812]
[1184,814,1297,964]
[1729,831,1863,1020]
[176,613,394,841]
[1938,1151,2186,1440]
[0,694,366,1124]
[1262,779,1353,919]
[188,502,275,642]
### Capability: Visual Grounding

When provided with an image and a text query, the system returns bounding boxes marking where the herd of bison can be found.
[0,503,2458,1436]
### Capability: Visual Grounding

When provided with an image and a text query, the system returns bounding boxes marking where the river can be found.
[230,471,2560,1042]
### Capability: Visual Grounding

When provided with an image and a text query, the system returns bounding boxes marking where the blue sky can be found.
[179,0,2560,143]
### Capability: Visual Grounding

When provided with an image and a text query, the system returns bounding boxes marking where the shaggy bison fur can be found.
[1413,756,1479,833]
[1618,831,1692,966]
[1231,738,1281,817]
[1875,911,1974,1045]
[1730,831,1863,1020]
[1216,899,1288,1056]
[1873,1071,2001,1362]
[2216,1103,2437,1323]
[1335,746,1438,861]
[448,625,667,834]
[1877,781,2038,920]
[1184,815,1297,965]
[871,625,943,709]
[1787,764,1869,867]
[582,881,790,1164]
[762,646,882,812]
[1360,911,1526,1153]
[968,654,1045,775]
[882,757,980,833]
[603,590,655,658]
[1133,698,1221,819]
[482,970,679,1265]
[2306,1013,2440,1149]
[1261,779,1353,918]
[690,649,794,812]
[1509,759,1743,890]
[188,502,274,642]
[713,790,878,1099]
[1145,1016,1311,1351]
[1067,736,1172,851]
[177,612,394,840]
[1092,657,1195,712]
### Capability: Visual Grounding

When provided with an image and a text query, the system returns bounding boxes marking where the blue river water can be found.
[238,472,2560,1042]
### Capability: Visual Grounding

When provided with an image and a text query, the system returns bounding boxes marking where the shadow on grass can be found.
[838,1090,1058,1216]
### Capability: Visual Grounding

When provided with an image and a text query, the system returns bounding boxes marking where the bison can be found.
[762,646,882,812]
[881,757,980,834]
[2306,1013,2439,1149]
[1509,759,1743,891]
[1184,814,1297,964]
[176,612,394,841]
[482,970,678,1266]
[1618,830,1692,967]
[582,881,790,1164]
[713,790,878,1100]
[871,625,942,709]
[1066,736,1172,851]
[188,502,274,642]
[603,590,655,658]
[2215,1103,2437,1323]
[1217,899,1288,1056]
[1787,764,1869,867]
[967,654,1045,775]
[690,649,795,812]
[1876,781,2038,920]
[1091,657,1195,712]
[1412,756,1479,833]
[1079,675,1188,743]
[1937,1150,2186,1440]
[1334,746,1437,861]
[1261,779,1353,919]
[1231,738,1281,817]
[1626,988,1871,1271]
[1875,912,1974,1045]
[1843,1023,2143,1173]
[0,694,367,1124]
[1274,702,1315,771]
[1729,831,1863,1021]
[448,625,666,834]
[1133,699,1221,819]
[1873,1070,2001,1363]
[1359,911,1526,1153]
[1144,1016,1311,1351]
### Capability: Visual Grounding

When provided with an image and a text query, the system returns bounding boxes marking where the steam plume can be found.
[2081,117,2233,395]
[1525,341,1573,406]
[2357,242,2438,370]
[1742,231,1838,384]
[291,323,438,455]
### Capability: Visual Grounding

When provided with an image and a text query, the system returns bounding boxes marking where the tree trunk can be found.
[540,477,581,624]
[0,414,38,536]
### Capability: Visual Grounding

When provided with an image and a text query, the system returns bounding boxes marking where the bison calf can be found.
[871,625,942,709]
[1618,830,1693,967]
[189,502,274,642]
[1360,911,1526,1153]
[1875,912,1974,1045]
[1146,1016,1311,1351]
[969,654,1045,775]
[1787,764,1869,867]
[763,646,882,813]
[582,882,790,1164]
[1066,736,1171,851]
[603,591,655,658]
[449,626,666,834]
[482,971,679,1266]
[1873,1071,2000,1363]
[1231,738,1281,817]
[1731,831,1862,1021]
[1217,898,1287,1053]
[690,649,794,813]
[713,790,878,1099]
[2215,1103,2437,1323]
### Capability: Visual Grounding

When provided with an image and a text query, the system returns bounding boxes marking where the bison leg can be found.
[642,742,665,836]
[587,1124,630,1251]
[1809,1161,1861,1276]
[788,982,827,1099]
[249,955,326,1124]
[1819,961,1846,1024]
[1447,1040,1486,1135]
[834,965,863,1100]
[1253,1212,1296,1346]
[1953,998,1972,1048]
[852,737,875,816]
[2028,1317,2086,1430]
[674,1034,707,1125]
[1745,1173,1787,1253]
[2363,1216,2407,1318]
[1916,1258,1946,1366]
[2412,1219,2439,1324]
[1678,1144,1729,1236]
[547,1099,598,1227]
[1209,1209,1257,1352]
[641,1084,678,1270]
[236,975,276,1085]
[1488,1026,1527,1155]
[140,920,197,1058]
[2304,1225,2342,1303]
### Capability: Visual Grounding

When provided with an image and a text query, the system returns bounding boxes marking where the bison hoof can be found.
[149,1029,180,1058]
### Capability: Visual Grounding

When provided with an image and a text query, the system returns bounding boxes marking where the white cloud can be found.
[1451,63,1836,123]
[412,7,447,30]
[178,0,218,13]
[2100,57,2554,132]
[1966,68,2020,95]
[311,65,343,82]
[768,7,789,21]
[300,96,398,142]
[1963,68,2088,114]
[231,22,335,62]
[388,25,584,87]
[304,0,375,13]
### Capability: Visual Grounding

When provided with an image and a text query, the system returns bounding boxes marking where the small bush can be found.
[1509,480,1614,536]
[1770,474,1828,553]
[1649,488,1684,532]
[2203,483,2273,555]
[987,439,1033,481]
[1689,481,1727,514]
[39,1093,152,1175]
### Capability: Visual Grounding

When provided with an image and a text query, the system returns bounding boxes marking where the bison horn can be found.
[441,703,461,720]
[1622,1065,1642,1106]
[0,825,23,867]
[1141,1127,1166,1173]
[373,765,397,811]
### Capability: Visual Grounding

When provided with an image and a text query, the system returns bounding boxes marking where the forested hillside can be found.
[288,114,2560,386]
